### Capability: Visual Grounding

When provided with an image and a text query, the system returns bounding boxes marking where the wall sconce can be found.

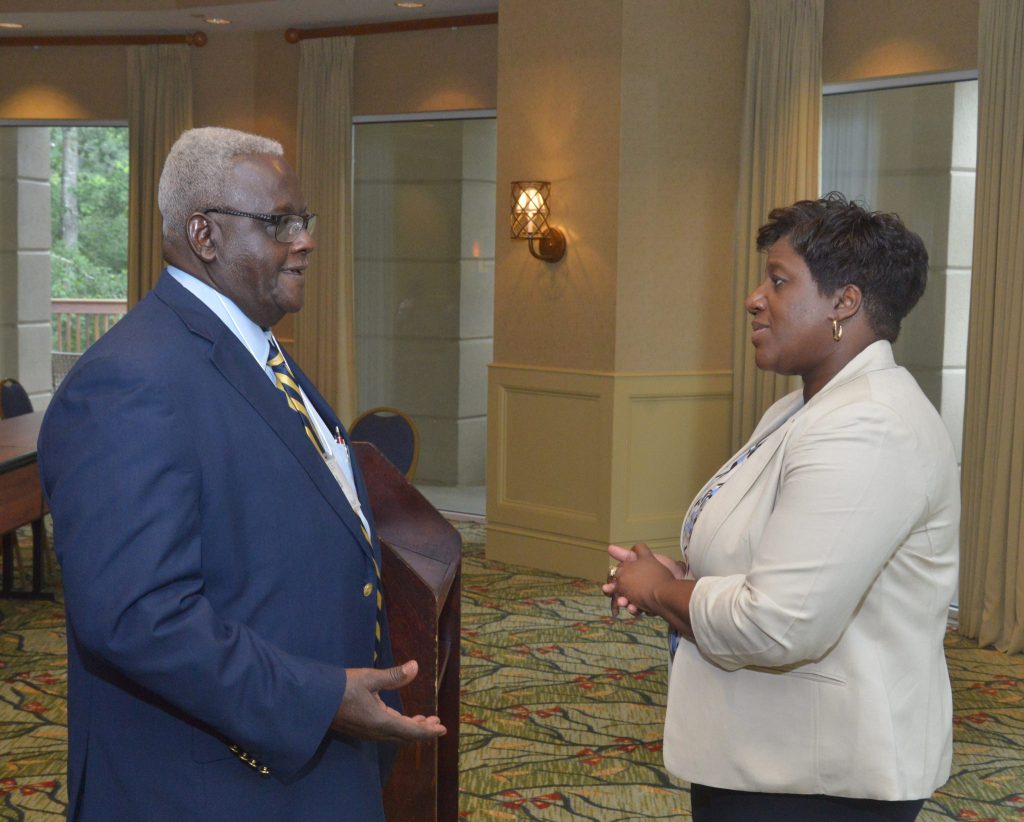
[510,181,566,263]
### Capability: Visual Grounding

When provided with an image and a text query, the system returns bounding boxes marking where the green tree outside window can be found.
[50,126,129,300]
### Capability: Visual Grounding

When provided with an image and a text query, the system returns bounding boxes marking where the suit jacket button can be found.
[362,582,373,597]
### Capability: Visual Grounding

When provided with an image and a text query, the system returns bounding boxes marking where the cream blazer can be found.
[663,341,959,800]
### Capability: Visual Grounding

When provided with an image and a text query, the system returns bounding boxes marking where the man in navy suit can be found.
[38,127,444,821]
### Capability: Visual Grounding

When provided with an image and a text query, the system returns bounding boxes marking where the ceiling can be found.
[0,0,498,36]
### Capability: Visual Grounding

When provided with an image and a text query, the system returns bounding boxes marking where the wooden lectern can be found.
[353,443,461,822]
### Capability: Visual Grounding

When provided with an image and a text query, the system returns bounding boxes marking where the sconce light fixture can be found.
[510,181,566,263]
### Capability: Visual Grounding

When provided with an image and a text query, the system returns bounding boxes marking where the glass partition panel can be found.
[353,117,495,516]
[822,80,977,466]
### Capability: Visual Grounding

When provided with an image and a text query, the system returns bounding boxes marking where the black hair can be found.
[756,192,928,341]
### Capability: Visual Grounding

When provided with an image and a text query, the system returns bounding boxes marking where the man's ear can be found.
[834,283,863,322]
[186,213,217,262]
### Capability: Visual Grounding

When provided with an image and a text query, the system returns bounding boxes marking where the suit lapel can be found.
[154,273,375,559]
[690,393,802,556]
[292,369,379,554]
[690,342,900,560]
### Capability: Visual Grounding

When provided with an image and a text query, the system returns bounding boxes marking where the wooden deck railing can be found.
[51,298,128,353]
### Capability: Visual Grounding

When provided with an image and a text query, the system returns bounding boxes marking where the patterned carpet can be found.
[1,521,1023,820]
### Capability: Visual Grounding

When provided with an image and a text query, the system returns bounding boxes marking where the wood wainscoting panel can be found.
[612,372,732,542]
[487,365,611,538]
[486,364,732,580]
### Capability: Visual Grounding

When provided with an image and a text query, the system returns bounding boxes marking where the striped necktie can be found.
[266,339,385,663]
[267,339,322,454]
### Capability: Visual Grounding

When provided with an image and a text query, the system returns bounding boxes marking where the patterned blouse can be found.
[669,434,771,658]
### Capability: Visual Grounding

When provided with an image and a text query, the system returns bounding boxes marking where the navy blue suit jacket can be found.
[39,273,396,821]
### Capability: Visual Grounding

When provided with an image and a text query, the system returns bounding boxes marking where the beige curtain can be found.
[730,0,823,448]
[126,44,193,307]
[294,37,357,423]
[958,0,1024,655]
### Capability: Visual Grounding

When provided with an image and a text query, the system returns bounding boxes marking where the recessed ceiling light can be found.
[395,2,426,8]
[204,17,231,25]
[0,22,25,29]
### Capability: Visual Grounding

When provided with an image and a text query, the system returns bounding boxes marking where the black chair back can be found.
[350,407,419,480]
[0,379,33,419]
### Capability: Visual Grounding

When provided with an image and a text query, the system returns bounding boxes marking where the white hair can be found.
[158,127,283,238]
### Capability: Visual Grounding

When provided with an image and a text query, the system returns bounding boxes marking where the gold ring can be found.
[607,565,617,578]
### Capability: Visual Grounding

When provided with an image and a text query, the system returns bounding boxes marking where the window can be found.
[0,124,128,404]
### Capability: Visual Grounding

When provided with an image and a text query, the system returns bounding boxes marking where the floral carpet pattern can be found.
[455,523,1024,821]
[0,521,1023,820]
[0,525,65,820]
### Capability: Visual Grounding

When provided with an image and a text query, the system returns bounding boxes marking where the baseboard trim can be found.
[441,511,486,524]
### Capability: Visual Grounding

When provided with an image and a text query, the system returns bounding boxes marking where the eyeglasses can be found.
[204,207,317,243]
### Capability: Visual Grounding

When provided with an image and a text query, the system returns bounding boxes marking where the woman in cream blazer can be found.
[607,194,959,821]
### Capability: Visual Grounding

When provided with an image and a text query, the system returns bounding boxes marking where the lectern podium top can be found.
[352,442,461,599]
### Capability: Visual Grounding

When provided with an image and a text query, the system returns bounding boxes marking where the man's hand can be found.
[331,660,447,743]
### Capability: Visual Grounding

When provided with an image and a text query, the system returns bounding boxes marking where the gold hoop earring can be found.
[832,318,843,342]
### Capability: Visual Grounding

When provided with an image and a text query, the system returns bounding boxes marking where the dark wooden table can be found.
[0,411,54,600]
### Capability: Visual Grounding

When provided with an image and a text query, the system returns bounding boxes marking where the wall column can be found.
[487,0,747,580]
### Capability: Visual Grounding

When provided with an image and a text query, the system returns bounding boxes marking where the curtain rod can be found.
[284,13,497,43]
[0,31,207,47]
